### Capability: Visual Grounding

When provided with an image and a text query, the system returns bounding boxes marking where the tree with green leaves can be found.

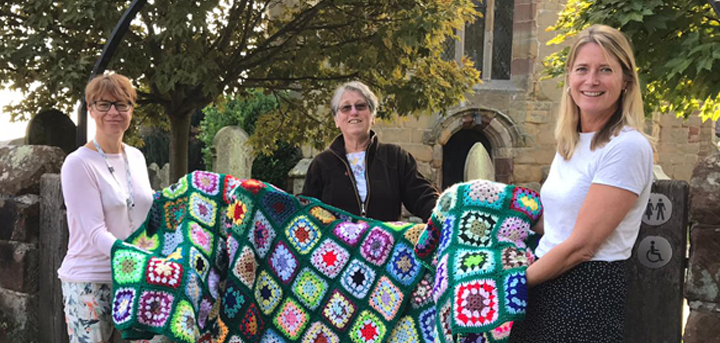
[0,0,481,180]
[544,0,720,121]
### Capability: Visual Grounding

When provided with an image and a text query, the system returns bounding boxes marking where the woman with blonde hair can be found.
[58,73,169,343]
[510,25,653,342]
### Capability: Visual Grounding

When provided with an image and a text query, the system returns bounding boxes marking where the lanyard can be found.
[93,139,136,228]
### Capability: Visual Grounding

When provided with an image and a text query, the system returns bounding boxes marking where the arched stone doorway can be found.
[426,107,521,189]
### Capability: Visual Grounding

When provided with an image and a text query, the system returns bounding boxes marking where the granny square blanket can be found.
[110,171,542,343]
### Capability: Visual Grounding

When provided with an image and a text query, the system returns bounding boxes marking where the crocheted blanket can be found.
[110,171,541,343]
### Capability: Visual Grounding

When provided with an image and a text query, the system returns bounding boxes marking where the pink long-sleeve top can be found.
[57,145,154,283]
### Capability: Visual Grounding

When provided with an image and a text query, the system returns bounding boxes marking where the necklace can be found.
[93,139,136,229]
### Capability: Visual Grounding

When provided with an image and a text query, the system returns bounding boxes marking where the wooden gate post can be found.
[624,180,688,343]
[39,174,69,343]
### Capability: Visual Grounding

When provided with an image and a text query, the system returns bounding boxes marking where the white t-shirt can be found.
[536,127,653,261]
[58,145,154,283]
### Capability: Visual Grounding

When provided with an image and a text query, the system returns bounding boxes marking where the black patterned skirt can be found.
[509,260,627,343]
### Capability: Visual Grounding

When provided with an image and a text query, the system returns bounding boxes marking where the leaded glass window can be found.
[492,0,514,80]
[465,1,486,74]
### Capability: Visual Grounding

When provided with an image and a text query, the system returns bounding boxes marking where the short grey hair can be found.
[330,81,379,117]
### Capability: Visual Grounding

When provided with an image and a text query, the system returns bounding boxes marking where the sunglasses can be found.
[339,103,369,114]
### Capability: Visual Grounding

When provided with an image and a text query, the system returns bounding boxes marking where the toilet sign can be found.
[637,235,672,269]
[642,193,672,226]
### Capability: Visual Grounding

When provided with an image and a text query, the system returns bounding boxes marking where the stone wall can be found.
[684,153,720,342]
[0,146,65,342]
[654,114,719,181]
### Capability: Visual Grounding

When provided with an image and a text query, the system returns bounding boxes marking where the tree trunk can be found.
[168,112,192,182]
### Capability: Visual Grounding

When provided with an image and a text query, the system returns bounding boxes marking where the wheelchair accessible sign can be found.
[637,236,672,269]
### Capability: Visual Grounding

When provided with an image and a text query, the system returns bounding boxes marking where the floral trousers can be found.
[61,281,173,343]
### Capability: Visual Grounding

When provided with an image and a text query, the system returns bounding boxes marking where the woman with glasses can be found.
[58,73,167,343]
[302,81,439,222]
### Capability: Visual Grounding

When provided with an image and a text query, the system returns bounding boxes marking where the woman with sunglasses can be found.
[58,74,168,343]
[302,81,439,222]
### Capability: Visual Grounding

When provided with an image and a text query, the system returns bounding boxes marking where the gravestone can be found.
[212,126,253,179]
[288,157,312,195]
[26,109,76,154]
[464,142,495,181]
[147,162,170,190]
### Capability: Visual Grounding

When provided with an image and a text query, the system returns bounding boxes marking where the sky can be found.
[0,88,27,141]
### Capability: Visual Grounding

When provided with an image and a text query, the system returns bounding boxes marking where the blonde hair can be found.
[85,73,137,105]
[555,24,650,160]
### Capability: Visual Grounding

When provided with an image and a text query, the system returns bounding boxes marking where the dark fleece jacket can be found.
[301,131,439,222]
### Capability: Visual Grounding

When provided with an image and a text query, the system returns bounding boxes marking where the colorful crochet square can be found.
[192,171,220,196]
[273,298,309,340]
[111,172,541,343]
[386,242,422,286]
[146,257,183,289]
[113,250,148,285]
[260,328,286,343]
[285,215,321,255]
[162,177,188,199]
[132,230,160,251]
[233,246,257,289]
[454,248,496,278]
[163,198,186,231]
[262,190,298,226]
[189,193,217,227]
[112,288,136,325]
[137,290,174,328]
[302,321,340,343]
[453,279,499,328]
[250,210,276,258]
[169,300,199,342]
[310,239,350,279]
[418,308,436,343]
[340,259,376,299]
[360,227,395,266]
[504,272,527,315]
[458,210,497,248]
[509,187,542,222]
[255,270,283,315]
[189,247,209,280]
[332,221,369,247]
[369,276,403,321]
[322,289,357,331]
[269,241,299,284]
[388,316,420,343]
[222,175,242,204]
[240,178,266,195]
[349,310,387,343]
[462,180,507,210]
[310,206,337,225]
[292,268,328,310]
[241,303,264,341]
[228,195,252,235]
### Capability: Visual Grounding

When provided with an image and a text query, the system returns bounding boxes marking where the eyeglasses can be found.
[93,101,133,112]
[339,103,369,114]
